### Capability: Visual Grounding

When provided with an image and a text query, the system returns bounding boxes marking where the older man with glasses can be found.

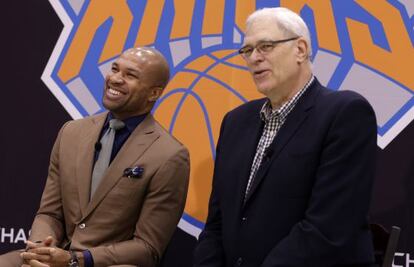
[194,7,377,267]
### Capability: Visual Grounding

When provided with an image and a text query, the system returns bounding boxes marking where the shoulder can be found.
[61,112,105,132]
[221,98,266,125]
[311,83,377,132]
[151,118,189,160]
[314,83,374,115]
[227,98,266,117]
[304,81,375,120]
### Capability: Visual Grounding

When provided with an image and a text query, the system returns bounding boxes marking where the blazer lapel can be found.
[76,112,107,217]
[82,114,160,220]
[244,81,321,205]
[234,101,265,210]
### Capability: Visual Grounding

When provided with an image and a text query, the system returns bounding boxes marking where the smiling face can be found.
[103,48,168,119]
[243,18,309,106]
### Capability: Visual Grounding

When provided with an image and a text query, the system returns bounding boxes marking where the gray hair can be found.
[246,7,312,57]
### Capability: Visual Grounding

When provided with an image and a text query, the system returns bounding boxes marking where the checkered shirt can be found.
[244,76,315,199]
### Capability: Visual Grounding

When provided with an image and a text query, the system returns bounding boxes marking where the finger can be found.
[29,247,54,255]
[21,252,38,261]
[26,236,53,250]
[20,252,51,262]
[26,241,41,249]
[28,259,49,267]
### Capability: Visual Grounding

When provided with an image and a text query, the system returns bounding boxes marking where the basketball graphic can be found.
[43,0,414,237]
[153,50,261,236]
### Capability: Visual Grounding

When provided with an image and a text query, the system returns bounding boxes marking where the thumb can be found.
[43,236,54,246]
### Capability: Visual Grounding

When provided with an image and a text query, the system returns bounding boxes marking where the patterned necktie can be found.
[90,119,125,199]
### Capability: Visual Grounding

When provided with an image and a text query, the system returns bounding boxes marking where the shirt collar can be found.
[105,112,148,133]
[260,75,315,122]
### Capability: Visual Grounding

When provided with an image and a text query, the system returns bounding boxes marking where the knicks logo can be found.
[43,0,414,237]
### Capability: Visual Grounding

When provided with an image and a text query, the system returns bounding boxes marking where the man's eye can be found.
[259,43,274,51]
[126,73,138,80]
[243,47,253,54]
[111,67,118,73]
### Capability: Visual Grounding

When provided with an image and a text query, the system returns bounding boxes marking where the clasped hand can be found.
[20,236,71,267]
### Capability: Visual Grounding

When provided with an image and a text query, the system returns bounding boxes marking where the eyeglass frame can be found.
[238,36,301,58]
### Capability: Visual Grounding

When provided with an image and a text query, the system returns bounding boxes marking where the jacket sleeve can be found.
[193,114,228,267]
[29,122,69,246]
[89,147,190,267]
[261,96,377,266]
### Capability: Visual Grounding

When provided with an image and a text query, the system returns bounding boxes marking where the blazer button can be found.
[241,217,247,221]
[236,257,243,266]
[79,223,86,229]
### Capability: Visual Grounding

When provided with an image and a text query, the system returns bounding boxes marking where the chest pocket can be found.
[262,141,319,198]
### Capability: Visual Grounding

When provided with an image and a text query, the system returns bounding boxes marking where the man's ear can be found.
[148,87,163,102]
[296,38,310,63]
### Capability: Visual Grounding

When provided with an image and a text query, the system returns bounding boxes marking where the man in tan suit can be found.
[0,47,190,267]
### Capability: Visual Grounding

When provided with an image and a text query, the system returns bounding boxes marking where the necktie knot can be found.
[109,119,125,131]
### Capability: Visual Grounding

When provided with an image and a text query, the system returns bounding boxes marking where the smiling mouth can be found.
[107,87,124,96]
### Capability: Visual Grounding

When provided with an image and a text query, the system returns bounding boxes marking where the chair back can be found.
[370,223,401,267]
[382,226,401,267]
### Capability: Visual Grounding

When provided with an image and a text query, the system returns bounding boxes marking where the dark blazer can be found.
[194,79,377,267]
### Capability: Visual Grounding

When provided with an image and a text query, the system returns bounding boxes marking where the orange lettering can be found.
[171,0,196,39]
[134,0,165,47]
[234,0,256,33]
[281,0,341,54]
[347,0,414,91]
[202,0,225,36]
[58,0,132,82]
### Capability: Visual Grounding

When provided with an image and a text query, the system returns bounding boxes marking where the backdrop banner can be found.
[2,1,414,266]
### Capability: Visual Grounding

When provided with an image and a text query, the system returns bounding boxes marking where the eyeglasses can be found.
[238,37,300,58]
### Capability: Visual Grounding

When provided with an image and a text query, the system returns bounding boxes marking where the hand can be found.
[21,247,71,267]
[26,236,54,250]
[21,236,55,266]
[24,259,49,267]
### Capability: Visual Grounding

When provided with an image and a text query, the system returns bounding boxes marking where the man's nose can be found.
[109,72,124,84]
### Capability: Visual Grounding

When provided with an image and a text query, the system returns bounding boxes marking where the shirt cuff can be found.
[82,250,94,267]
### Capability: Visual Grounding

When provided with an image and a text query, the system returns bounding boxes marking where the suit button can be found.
[241,217,247,221]
[79,223,86,229]
[236,257,243,266]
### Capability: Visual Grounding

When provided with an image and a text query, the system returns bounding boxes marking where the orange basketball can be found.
[154,49,262,226]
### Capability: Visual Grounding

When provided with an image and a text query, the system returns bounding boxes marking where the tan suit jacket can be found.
[29,112,190,267]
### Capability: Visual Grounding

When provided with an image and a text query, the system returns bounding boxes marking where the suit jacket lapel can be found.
[234,101,265,210]
[82,114,160,220]
[76,112,107,217]
[244,81,321,205]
